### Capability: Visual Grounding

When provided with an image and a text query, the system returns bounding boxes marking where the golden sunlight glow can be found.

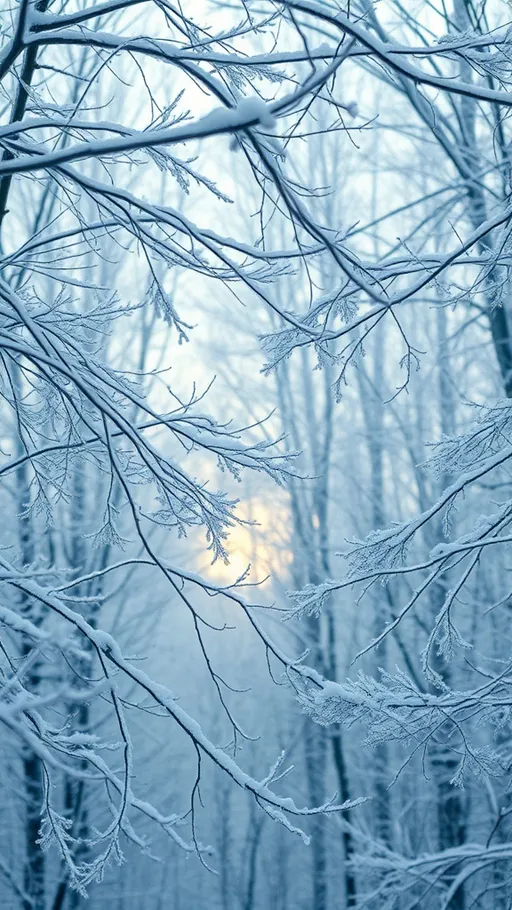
[205,497,293,586]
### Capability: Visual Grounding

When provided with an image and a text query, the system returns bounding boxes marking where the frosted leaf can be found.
[147,281,192,340]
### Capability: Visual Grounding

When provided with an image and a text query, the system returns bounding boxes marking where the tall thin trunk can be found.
[1,14,53,904]
[242,810,265,910]
[358,334,392,849]
[15,410,45,910]
[428,304,467,910]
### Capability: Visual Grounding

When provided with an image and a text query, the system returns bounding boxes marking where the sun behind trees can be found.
[1,1,512,908]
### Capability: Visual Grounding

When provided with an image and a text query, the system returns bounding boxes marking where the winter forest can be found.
[3,0,512,908]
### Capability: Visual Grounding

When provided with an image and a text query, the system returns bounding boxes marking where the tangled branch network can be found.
[1,0,512,893]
